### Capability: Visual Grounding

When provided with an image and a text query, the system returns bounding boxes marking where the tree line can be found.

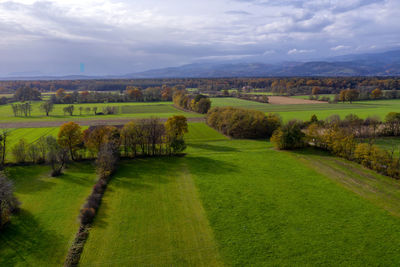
[0,115,188,231]
[206,107,281,139]
[271,113,400,179]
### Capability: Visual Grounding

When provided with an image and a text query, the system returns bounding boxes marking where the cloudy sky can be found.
[0,0,399,76]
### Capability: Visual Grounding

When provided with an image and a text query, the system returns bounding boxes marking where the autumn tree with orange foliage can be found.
[83,126,120,156]
[371,88,382,99]
[58,122,83,160]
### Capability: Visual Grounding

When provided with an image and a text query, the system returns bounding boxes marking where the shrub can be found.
[271,120,306,150]
[80,207,96,225]
[0,173,20,229]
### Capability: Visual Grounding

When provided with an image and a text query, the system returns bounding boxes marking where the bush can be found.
[271,120,306,150]
[80,207,96,225]
[0,173,20,229]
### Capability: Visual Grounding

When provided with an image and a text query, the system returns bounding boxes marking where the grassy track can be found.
[79,159,223,266]
[0,163,96,266]
[294,148,400,217]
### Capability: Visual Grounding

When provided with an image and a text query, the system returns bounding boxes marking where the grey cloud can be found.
[0,0,398,76]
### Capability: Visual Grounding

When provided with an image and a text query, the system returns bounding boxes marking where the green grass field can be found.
[292,94,335,100]
[0,101,200,122]
[79,123,400,266]
[211,97,400,121]
[4,123,400,266]
[0,163,97,266]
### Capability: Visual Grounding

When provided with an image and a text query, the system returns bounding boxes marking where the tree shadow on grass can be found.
[5,165,56,194]
[289,147,334,158]
[60,164,97,188]
[0,209,64,266]
[184,156,237,176]
[188,143,240,152]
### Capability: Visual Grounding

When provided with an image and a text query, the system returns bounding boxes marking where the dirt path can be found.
[0,117,205,129]
[268,96,327,104]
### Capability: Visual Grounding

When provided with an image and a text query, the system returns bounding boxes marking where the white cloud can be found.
[331,45,351,51]
[287,48,315,55]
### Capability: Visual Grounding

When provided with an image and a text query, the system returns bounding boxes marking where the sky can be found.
[0,0,399,76]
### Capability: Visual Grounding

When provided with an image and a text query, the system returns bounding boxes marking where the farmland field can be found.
[4,123,400,265]
[77,124,400,266]
[0,101,200,123]
[0,163,97,266]
[211,97,400,121]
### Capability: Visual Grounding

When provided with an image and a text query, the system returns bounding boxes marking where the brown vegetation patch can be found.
[268,96,327,105]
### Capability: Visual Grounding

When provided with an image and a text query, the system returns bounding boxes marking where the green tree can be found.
[271,120,305,150]
[39,101,54,116]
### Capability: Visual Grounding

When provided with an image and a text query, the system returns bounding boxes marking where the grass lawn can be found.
[211,97,400,121]
[0,162,97,266]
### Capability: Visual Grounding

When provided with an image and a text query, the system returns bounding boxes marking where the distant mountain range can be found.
[126,50,400,78]
[2,50,400,80]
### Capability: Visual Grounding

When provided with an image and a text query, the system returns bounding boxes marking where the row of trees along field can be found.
[173,91,211,114]
[270,113,400,179]
[0,115,188,230]
[11,102,120,117]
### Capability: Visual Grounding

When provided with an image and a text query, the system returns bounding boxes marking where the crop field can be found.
[0,163,97,266]
[4,124,400,266]
[0,101,200,123]
[211,97,400,121]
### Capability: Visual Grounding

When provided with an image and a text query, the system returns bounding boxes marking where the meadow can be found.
[211,97,400,121]
[0,101,200,123]
[3,120,400,265]
[0,163,97,266]
[0,97,399,126]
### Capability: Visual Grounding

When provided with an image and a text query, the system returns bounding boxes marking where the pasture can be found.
[0,101,200,123]
[3,123,400,265]
[211,97,400,121]
[0,163,97,266]
[80,124,400,266]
